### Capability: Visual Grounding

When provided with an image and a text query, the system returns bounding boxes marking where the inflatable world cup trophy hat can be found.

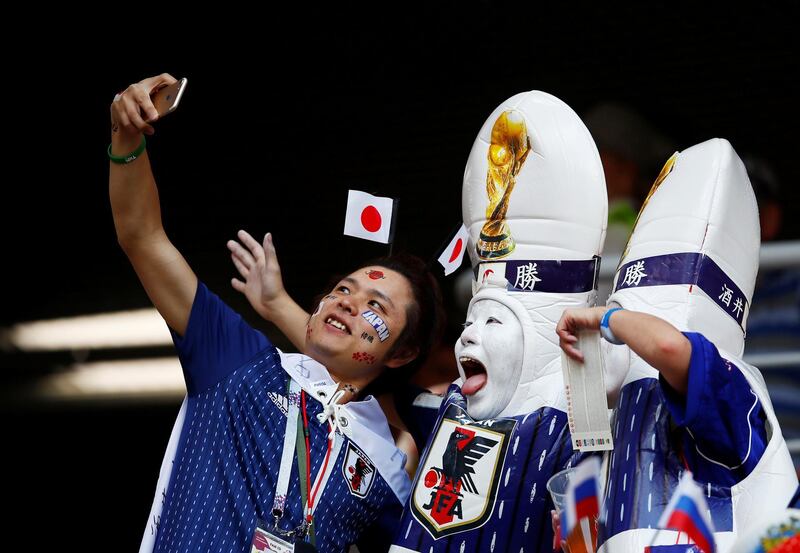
[608,138,757,357]
[604,138,797,547]
[459,91,608,418]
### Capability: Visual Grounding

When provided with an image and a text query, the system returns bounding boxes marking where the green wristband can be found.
[107,136,147,165]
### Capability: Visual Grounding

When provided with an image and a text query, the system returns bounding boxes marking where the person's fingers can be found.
[112,102,131,130]
[139,73,177,121]
[226,238,247,259]
[127,84,160,127]
[551,510,560,551]
[263,232,273,257]
[556,323,578,342]
[228,239,256,267]
[231,277,246,293]
[122,90,154,134]
[562,340,584,362]
[230,252,250,278]
[556,312,571,334]
[238,230,265,262]
[264,233,282,272]
[141,73,178,94]
[568,348,584,362]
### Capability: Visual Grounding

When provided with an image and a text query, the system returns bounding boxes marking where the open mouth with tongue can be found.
[459,356,488,395]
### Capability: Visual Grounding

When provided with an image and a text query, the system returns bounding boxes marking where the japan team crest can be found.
[342,442,375,498]
[411,403,516,538]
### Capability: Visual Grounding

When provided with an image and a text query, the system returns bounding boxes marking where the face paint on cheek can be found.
[359,332,374,343]
[361,310,390,342]
[311,300,325,318]
[352,352,376,364]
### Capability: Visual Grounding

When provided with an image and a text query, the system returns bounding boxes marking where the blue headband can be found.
[614,252,748,328]
[476,257,600,294]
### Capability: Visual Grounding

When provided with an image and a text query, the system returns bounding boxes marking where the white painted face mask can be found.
[455,299,524,420]
[459,90,609,419]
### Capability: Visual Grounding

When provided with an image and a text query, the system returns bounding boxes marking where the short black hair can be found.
[368,253,445,364]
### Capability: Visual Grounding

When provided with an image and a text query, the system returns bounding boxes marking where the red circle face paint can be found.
[360,206,382,232]
[366,270,385,280]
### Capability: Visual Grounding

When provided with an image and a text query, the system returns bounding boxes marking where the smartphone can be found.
[151,77,188,118]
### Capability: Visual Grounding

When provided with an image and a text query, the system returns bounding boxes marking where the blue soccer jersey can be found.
[600,332,769,546]
[390,385,581,553]
[144,283,410,553]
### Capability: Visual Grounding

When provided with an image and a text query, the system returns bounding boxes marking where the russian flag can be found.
[564,456,601,538]
[657,472,716,553]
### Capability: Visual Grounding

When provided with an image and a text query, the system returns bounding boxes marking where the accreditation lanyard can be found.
[272,378,342,546]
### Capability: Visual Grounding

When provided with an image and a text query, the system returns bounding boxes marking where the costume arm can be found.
[558,308,768,477]
[557,306,691,394]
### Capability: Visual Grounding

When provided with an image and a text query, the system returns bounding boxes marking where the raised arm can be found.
[227,229,309,350]
[109,74,197,336]
[556,306,692,395]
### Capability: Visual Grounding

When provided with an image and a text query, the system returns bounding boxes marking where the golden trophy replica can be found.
[476,110,532,259]
[619,151,677,263]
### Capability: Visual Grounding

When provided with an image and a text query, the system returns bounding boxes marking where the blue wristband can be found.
[600,307,624,345]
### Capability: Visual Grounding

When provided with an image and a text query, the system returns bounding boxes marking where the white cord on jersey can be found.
[316,389,357,439]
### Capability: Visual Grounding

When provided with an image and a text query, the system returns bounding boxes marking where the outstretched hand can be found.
[228,230,286,321]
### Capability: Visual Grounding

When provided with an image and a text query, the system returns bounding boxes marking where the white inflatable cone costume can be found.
[391,91,607,553]
[460,90,608,419]
[598,138,797,553]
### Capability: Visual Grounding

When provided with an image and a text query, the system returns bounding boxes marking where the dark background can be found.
[3,5,798,550]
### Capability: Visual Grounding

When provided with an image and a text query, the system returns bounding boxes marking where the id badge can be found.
[251,518,295,553]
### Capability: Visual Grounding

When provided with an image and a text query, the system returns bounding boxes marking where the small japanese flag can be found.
[343,190,396,244]
[437,224,469,276]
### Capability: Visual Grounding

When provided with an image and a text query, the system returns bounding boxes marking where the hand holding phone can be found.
[151,77,188,118]
[111,74,187,138]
